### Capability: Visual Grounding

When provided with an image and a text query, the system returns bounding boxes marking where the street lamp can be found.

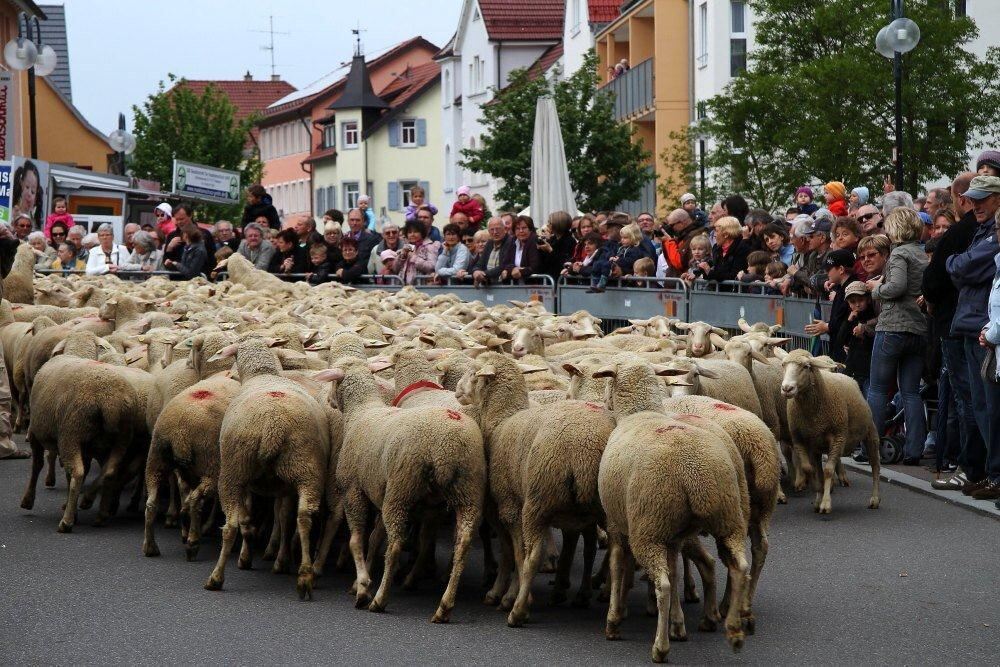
[2,12,58,159]
[875,1,920,192]
[107,112,136,176]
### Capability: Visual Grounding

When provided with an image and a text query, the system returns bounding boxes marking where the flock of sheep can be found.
[5,247,883,663]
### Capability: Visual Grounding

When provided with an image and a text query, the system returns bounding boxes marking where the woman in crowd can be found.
[120,230,164,272]
[27,232,55,268]
[571,214,596,263]
[48,221,69,251]
[435,223,470,283]
[537,211,577,280]
[85,223,129,276]
[396,220,438,285]
[331,237,366,284]
[704,216,750,283]
[268,228,308,275]
[500,215,540,284]
[163,225,208,280]
[865,208,929,466]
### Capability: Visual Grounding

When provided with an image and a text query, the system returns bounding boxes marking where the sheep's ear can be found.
[380,325,398,338]
[809,356,839,370]
[672,321,691,331]
[651,365,690,378]
[369,359,395,373]
[765,337,791,346]
[737,318,753,333]
[628,318,650,326]
[419,334,437,346]
[299,329,320,345]
[263,337,288,348]
[423,348,452,361]
[125,347,146,364]
[562,363,583,377]
[305,341,329,351]
[486,336,510,348]
[693,362,720,379]
[475,364,496,379]
[768,324,782,335]
[363,339,390,349]
[751,349,771,364]
[51,340,67,356]
[539,328,559,339]
[517,364,548,375]
[709,333,728,349]
[509,300,527,308]
[710,327,729,338]
[611,325,635,335]
[773,347,789,361]
[592,365,618,379]
[313,368,345,382]
[662,377,694,387]
[206,343,239,363]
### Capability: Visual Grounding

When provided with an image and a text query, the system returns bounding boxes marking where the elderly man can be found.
[368,221,405,274]
[472,216,511,286]
[293,215,323,248]
[924,187,952,216]
[856,203,884,236]
[123,222,140,253]
[450,211,471,237]
[345,207,381,266]
[660,208,706,275]
[214,220,240,251]
[882,190,914,216]
[236,222,275,270]
[944,175,1000,499]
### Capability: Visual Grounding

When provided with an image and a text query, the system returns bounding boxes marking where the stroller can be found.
[877,382,934,464]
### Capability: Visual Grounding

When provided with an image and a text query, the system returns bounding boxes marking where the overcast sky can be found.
[58,0,462,134]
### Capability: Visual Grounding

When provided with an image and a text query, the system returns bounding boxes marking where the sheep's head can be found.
[51,330,113,361]
[660,358,720,397]
[731,332,792,358]
[562,357,611,403]
[590,360,688,417]
[507,319,555,358]
[722,338,771,372]
[738,318,783,336]
[454,352,544,408]
[775,348,839,398]
[673,321,728,357]
[565,311,602,339]
[314,356,393,411]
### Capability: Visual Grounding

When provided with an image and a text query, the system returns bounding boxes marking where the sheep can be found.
[202,337,331,599]
[6,300,99,324]
[454,352,616,626]
[660,357,764,419]
[320,356,485,623]
[592,358,751,661]
[142,374,241,561]
[673,320,728,357]
[774,348,881,514]
[3,242,35,303]
[98,294,155,331]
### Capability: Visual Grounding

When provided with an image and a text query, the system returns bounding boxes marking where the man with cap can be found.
[680,193,708,227]
[662,207,708,276]
[945,174,1000,498]
[787,216,832,296]
[804,248,860,362]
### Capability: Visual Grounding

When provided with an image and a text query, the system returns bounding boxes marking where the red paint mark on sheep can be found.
[713,402,736,411]
[190,390,214,400]
[655,425,684,434]
[585,402,604,411]
[446,409,462,421]
[267,391,286,398]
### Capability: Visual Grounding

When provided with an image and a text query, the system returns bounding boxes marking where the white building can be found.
[436,0,565,212]
[562,0,621,76]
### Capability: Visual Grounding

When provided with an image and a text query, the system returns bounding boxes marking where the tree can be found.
[461,51,650,212]
[699,0,1000,209]
[131,74,263,219]
[657,127,721,210]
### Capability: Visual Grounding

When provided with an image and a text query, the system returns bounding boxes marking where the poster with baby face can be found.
[11,156,49,230]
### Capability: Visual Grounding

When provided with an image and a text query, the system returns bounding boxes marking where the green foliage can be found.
[657,127,720,210]
[700,0,1000,209]
[461,51,651,212]
[131,74,263,220]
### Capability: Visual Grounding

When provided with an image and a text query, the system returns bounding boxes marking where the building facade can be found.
[563,0,620,76]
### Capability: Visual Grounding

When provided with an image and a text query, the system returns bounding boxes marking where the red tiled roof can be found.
[366,61,441,136]
[588,0,620,23]
[303,146,337,164]
[525,42,563,81]
[478,0,564,41]
[175,79,295,124]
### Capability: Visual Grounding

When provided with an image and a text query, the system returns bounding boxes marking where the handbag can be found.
[981,345,1000,385]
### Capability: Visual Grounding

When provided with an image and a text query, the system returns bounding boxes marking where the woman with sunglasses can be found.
[48,222,69,250]
[367,221,404,274]
[153,202,175,237]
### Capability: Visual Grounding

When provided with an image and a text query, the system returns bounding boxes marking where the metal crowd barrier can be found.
[558,276,687,331]
[35,268,181,281]
[411,274,556,311]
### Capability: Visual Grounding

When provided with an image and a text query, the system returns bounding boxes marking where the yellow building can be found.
[594,0,691,214]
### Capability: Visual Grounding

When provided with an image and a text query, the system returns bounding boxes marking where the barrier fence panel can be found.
[411,275,556,311]
[557,277,688,327]
[687,281,784,330]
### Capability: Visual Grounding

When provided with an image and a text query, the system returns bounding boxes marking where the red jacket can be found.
[828,199,848,217]
[450,198,484,226]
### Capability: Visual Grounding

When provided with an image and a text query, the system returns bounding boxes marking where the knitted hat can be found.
[680,193,697,204]
[824,181,847,202]
[976,150,1000,173]
[851,186,870,205]
[796,186,813,200]
[357,195,370,204]
[456,185,471,197]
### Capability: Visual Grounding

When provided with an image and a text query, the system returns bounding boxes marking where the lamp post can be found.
[107,113,136,176]
[2,12,58,159]
[689,122,707,208]
[875,1,920,192]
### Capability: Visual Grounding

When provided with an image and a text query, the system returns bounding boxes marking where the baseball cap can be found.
[844,282,868,299]
[824,249,856,269]
[964,175,1000,200]
[680,193,697,204]
[812,218,832,234]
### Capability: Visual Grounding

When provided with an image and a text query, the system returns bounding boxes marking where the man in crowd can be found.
[214,220,240,252]
[661,207,707,276]
[294,215,324,248]
[123,222,140,253]
[368,222,405,274]
[450,212,471,238]
[945,175,1000,499]
[345,207,381,266]
[241,184,280,230]
[416,206,442,243]
[163,204,216,275]
[856,203,884,236]
[12,214,32,242]
[472,216,511,286]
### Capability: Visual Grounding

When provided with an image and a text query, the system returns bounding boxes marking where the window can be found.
[444,144,452,190]
[697,3,708,68]
[343,121,359,149]
[444,70,451,106]
[323,124,336,149]
[468,63,474,94]
[473,7,480,20]
[696,101,708,120]
[344,182,360,209]
[730,38,747,77]
[401,119,417,147]
[956,0,967,16]
[571,0,581,30]
[731,0,746,33]
[399,180,419,209]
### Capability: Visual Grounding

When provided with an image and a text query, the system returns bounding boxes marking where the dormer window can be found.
[473,7,480,20]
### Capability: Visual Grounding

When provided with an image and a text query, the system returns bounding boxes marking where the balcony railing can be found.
[600,57,654,121]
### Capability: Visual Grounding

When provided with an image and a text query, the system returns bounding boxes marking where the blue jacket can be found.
[946,218,999,336]
[983,253,1000,347]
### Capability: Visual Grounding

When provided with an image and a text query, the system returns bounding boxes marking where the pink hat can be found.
[379,249,397,261]
[456,185,471,197]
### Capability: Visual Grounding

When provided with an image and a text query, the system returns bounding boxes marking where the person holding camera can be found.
[537,211,576,281]
[396,220,439,285]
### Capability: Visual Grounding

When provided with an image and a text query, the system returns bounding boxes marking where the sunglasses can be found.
[858,213,877,223]
[52,231,66,237]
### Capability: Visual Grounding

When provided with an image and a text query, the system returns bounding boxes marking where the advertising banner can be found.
[0,72,12,161]
[11,156,49,229]
[171,159,240,205]
[0,162,10,223]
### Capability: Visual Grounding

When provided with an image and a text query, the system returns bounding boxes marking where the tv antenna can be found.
[252,15,289,79]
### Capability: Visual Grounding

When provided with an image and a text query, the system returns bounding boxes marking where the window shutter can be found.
[316,187,326,215]
[416,118,427,146]
[327,186,336,210]
[419,181,430,201]
[388,120,400,147]
[387,182,401,211]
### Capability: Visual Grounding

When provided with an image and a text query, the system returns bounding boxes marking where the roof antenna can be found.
[252,15,289,80]
[352,22,366,57]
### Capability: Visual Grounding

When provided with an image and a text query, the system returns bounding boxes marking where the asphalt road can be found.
[2,453,998,665]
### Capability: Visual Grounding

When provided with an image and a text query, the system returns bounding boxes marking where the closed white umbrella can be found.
[525,95,579,224]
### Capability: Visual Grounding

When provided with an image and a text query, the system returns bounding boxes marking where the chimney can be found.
[244,70,253,81]
[271,74,281,82]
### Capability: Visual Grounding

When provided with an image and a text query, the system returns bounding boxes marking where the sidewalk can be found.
[843,459,1000,521]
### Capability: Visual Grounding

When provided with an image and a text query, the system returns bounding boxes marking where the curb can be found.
[843,460,1000,522]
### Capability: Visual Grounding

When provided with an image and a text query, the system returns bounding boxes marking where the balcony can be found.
[600,57,654,122]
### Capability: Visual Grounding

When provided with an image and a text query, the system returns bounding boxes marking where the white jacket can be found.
[85,244,129,275]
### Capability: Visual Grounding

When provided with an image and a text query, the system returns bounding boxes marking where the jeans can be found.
[934,346,960,470]
[867,331,927,460]
[963,338,1000,482]
[945,337,988,481]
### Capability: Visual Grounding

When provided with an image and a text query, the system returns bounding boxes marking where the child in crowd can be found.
[738,250,772,293]
[824,181,849,217]
[44,196,74,241]
[306,243,332,285]
[450,186,484,227]
[834,282,876,394]
[680,235,713,284]
[631,257,655,279]
[563,232,603,280]
[404,185,438,223]
[795,186,819,215]
[762,222,794,264]
[471,194,491,225]
[763,261,787,295]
